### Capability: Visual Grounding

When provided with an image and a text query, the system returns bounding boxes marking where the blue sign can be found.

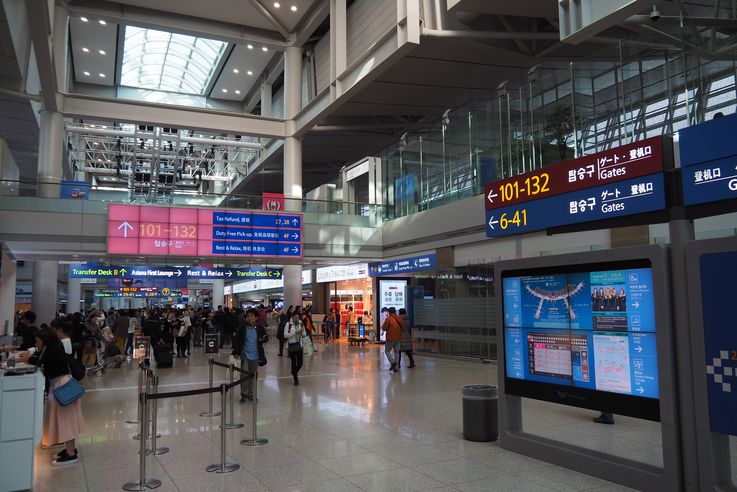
[486,173,666,237]
[71,263,283,279]
[679,112,737,168]
[503,267,659,399]
[60,180,90,200]
[369,254,437,276]
[212,211,301,229]
[211,242,301,256]
[700,251,737,436]
[681,156,737,206]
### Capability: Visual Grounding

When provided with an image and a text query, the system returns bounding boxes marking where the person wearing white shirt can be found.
[284,313,306,385]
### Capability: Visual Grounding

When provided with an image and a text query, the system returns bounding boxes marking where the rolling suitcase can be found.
[154,343,173,368]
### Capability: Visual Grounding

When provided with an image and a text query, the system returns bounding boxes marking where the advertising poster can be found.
[379,279,407,342]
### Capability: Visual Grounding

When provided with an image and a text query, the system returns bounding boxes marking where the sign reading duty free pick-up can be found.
[107,204,302,258]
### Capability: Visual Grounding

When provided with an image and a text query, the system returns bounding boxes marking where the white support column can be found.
[260,80,272,117]
[67,272,81,314]
[212,279,225,309]
[32,261,58,325]
[37,110,64,198]
[284,44,303,309]
[53,5,69,94]
[0,251,17,335]
[330,0,347,99]
[213,161,225,195]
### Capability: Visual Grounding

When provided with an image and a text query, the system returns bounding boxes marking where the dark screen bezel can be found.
[500,258,661,422]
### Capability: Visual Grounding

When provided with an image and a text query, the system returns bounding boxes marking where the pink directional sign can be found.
[107,204,303,258]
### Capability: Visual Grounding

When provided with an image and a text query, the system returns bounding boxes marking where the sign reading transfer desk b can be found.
[699,250,737,436]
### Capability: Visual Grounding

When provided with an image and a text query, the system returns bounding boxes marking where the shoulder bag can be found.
[54,357,85,406]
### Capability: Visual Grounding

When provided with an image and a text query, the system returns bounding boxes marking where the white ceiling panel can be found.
[69,16,117,86]
[261,0,318,32]
[210,44,275,101]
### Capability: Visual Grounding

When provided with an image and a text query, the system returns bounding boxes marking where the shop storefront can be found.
[315,263,373,337]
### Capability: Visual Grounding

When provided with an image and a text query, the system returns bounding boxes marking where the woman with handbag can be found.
[285,312,306,385]
[19,326,85,465]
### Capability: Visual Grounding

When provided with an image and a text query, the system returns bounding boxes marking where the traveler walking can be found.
[382,307,403,373]
[285,312,306,385]
[232,308,268,402]
[397,308,415,368]
[276,313,288,357]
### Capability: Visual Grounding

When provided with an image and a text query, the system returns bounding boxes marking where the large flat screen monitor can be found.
[502,259,660,421]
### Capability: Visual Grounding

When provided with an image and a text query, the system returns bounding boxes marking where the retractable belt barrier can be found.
[123,356,263,489]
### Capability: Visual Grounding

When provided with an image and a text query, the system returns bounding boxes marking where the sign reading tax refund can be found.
[107,204,302,258]
[484,136,664,211]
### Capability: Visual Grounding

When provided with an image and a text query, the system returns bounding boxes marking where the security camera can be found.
[650,5,661,22]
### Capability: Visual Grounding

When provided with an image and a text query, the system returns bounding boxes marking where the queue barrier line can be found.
[123,357,266,489]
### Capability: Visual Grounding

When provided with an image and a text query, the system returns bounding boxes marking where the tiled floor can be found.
[29,339,723,491]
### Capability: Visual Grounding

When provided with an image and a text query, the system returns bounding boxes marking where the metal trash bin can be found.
[462,384,499,442]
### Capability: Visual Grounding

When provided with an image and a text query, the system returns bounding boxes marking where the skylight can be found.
[121,26,227,95]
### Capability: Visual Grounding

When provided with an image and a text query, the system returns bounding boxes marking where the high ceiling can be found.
[2,0,737,197]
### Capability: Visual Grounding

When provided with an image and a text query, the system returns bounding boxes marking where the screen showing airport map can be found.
[502,265,658,401]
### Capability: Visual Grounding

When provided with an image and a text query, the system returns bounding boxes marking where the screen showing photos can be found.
[503,267,658,399]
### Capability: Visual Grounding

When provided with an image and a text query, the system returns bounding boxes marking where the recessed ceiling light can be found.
[99,73,106,78]
[80,17,88,22]
[99,50,106,55]
[274,2,280,7]
[83,71,90,76]
[98,19,107,25]
[262,46,268,52]
[82,47,89,53]
[222,88,228,93]
[247,44,253,50]
[235,90,241,94]
[291,5,297,11]
[247,70,253,76]
[233,68,239,74]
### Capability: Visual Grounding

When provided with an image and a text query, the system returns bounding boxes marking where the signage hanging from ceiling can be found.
[106,204,302,258]
[316,263,369,283]
[679,113,737,206]
[70,263,283,280]
[369,254,437,276]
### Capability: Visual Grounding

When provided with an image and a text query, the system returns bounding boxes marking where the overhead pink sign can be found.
[107,204,303,258]
[262,192,285,211]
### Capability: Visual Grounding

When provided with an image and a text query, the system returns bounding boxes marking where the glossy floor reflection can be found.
[31,339,665,491]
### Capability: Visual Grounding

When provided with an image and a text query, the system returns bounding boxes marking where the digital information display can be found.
[378,279,407,342]
[369,254,437,276]
[107,204,302,258]
[486,173,666,238]
[484,137,664,210]
[502,263,660,419]
[70,263,282,280]
[679,113,737,206]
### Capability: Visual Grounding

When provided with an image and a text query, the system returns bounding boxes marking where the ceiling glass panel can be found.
[121,26,227,95]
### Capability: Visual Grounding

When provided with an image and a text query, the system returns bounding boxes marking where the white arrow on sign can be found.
[291,233,299,240]
[488,216,499,229]
[291,247,299,253]
[631,301,640,309]
[487,189,498,203]
[226,270,233,277]
[634,346,643,353]
[636,386,645,394]
[175,269,182,277]
[291,218,299,226]
[118,221,133,238]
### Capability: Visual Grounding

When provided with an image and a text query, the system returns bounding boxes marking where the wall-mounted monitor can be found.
[501,259,660,421]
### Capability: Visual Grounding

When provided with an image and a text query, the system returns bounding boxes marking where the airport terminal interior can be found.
[1,0,737,491]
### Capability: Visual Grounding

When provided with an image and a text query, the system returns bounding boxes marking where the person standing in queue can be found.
[18,326,85,465]
[382,307,403,373]
[397,308,415,368]
[233,308,268,403]
[285,312,306,385]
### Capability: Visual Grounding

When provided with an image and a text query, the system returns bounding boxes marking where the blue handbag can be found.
[53,377,85,406]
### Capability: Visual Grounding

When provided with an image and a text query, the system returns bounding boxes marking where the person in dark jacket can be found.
[276,313,288,357]
[19,326,85,465]
[232,308,268,402]
[15,311,38,350]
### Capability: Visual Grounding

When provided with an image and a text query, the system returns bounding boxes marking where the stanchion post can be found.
[123,389,161,490]
[200,357,221,417]
[126,365,143,424]
[224,364,244,430]
[146,375,169,455]
[240,370,268,447]
[206,384,239,473]
[134,369,160,440]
